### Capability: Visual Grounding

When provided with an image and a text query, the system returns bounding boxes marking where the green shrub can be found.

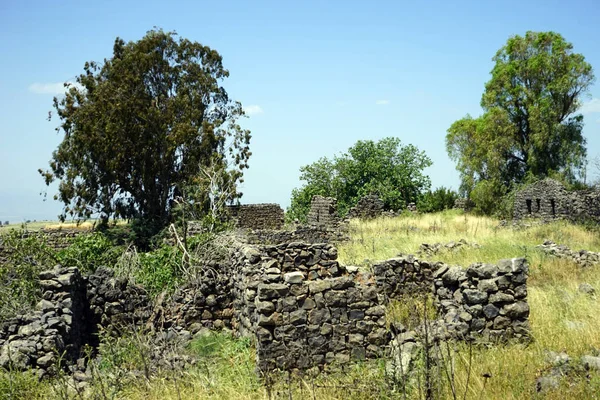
[0,230,57,319]
[417,186,459,213]
[0,369,49,400]
[56,232,122,273]
[136,244,184,295]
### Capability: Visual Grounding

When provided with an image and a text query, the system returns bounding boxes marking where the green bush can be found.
[0,230,57,319]
[417,186,459,213]
[136,244,184,295]
[56,232,122,273]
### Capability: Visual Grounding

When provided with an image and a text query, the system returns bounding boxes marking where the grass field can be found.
[2,210,600,399]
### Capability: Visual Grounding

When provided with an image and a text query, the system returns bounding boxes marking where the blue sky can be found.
[1,0,600,223]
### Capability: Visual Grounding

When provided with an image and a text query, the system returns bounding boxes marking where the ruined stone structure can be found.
[0,229,87,264]
[453,198,473,212]
[307,196,339,228]
[513,179,600,222]
[346,194,385,220]
[227,203,285,230]
[433,259,530,342]
[536,240,600,268]
[0,236,531,376]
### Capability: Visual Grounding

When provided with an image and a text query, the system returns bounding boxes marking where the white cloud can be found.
[244,105,263,116]
[28,81,81,95]
[375,99,390,105]
[580,98,600,114]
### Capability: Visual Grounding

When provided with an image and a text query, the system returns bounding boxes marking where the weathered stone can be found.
[308,280,332,294]
[284,271,305,284]
[578,283,595,296]
[502,302,529,319]
[258,284,289,300]
[489,292,514,304]
[478,279,498,293]
[482,304,500,319]
[308,308,331,325]
[463,289,488,304]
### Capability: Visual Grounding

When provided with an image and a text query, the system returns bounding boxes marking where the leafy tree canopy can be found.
[40,29,251,229]
[446,31,594,212]
[287,137,432,221]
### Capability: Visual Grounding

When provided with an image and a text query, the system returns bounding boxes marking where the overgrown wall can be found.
[0,239,532,376]
[227,204,285,230]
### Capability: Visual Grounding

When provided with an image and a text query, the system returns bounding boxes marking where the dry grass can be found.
[3,210,600,399]
[340,210,600,399]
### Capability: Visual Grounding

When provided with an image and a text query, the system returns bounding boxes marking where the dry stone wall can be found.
[514,178,600,222]
[536,240,600,268]
[307,196,339,229]
[373,255,441,298]
[227,204,285,230]
[0,266,89,376]
[0,229,87,265]
[433,258,530,342]
[346,194,385,219]
[0,236,532,376]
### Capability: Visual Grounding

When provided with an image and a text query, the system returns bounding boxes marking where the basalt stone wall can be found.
[0,266,88,376]
[227,204,285,230]
[347,194,385,220]
[247,225,349,245]
[433,258,530,342]
[86,267,152,333]
[163,269,236,332]
[453,198,473,212]
[0,229,87,264]
[514,178,600,222]
[0,238,532,376]
[307,196,339,229]
[536,240,600,268]
[373,255,441,299]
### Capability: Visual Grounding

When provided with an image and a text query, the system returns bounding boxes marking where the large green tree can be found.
[40,29,251,227]
[288,137,432,221]
[446,31,594,212]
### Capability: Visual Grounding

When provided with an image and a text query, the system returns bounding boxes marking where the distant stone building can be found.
[513,178,600,222]
[346,194,385,219]
[307,196,339,229]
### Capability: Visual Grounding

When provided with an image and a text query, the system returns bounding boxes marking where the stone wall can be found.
[246,225,349,245]
[0,238,532,376]
[0,266,88,376]
[513,178,600,222]
[0,229,87,265]
[227,204,285,230]
[536,240,600,268]
[307,196,339,229]
[373,256,441,298]
[433,258,530,342]
[347,194,385,220]
[453,198,473,211]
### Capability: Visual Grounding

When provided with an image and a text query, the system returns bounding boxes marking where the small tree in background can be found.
[288,137,432,221]
[417,187,459,213]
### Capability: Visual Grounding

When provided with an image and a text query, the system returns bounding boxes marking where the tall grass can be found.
[341,211,600,399]
[2,211,600,398]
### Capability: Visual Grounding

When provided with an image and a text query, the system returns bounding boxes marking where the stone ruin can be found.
[0,234,531,377]
[513,178,600,222]
[226,203,285,230]
[307,196,339,229]
[536,240,600,268]
[346,194,385,219]
[453,198,473,211]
